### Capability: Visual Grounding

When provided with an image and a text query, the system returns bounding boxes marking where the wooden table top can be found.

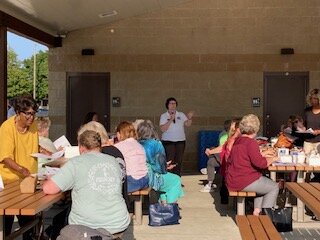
[268,164,320,171]
[0,180,63,216]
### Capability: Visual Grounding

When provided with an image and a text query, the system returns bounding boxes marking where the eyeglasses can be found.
[21,111,37,118]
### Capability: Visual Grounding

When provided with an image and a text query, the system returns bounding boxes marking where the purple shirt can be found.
[226,136,268,191]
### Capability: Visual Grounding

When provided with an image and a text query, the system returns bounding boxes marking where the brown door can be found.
[66,72,110,145]
[264,72,309,138]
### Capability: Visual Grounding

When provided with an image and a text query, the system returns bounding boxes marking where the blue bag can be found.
[148,203,180,226]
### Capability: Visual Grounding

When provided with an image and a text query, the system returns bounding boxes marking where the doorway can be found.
[66,72,110,145]
[263,72,309,138]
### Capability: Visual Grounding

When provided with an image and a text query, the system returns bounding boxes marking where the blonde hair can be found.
[306,88,320,106]
[78,121,109,144]
[239,114,260,135]
[78,130,101,150]
[36,117,51,131]
[116,121,137,140]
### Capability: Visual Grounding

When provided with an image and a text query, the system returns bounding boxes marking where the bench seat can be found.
[236,215,281,240]
[128,188,151,225]
[229,191,256,215]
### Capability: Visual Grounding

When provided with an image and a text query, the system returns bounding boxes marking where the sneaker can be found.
[200,184,217,192]
[200,168,207,175]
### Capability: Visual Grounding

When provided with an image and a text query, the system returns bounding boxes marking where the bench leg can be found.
[0,216,3,240]
[134,195,143,225]
[237,197,245,215]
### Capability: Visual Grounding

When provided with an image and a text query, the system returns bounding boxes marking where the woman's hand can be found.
[205,148,211,156]
[187,111,195,120]
[313,129,320,135]
[261,148,276,158]
[19,166,30,177]
[166,160,177,170]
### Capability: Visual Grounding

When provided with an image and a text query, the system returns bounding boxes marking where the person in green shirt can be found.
[43,130,130,237]
[200,120,231,192]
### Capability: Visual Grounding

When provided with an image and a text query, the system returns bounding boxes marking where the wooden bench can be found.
[236,215,281,240]
[229,191,256,215]
[285,182,320,221]
[128,188,151,225]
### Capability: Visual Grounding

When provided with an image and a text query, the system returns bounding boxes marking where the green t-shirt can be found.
[52,151,130,234]
[219,132,228,146]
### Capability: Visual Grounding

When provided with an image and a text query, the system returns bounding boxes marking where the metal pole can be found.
[33,44,36,99]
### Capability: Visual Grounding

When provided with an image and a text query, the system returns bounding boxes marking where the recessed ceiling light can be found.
[99,10,118,18]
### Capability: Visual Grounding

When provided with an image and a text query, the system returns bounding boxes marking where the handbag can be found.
[148,203,180,226]
[274,133,293,149]
[263,207,293,232]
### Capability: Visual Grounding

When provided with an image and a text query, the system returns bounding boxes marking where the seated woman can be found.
[114,121,149,193]
[136,120,184,203]
[43,130,130,238]
[226,114,279,216]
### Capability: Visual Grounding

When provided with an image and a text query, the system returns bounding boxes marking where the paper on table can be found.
[272,161,296,166]
[31,173,47,180]
[54,135,71,149]
[31,149,65,159]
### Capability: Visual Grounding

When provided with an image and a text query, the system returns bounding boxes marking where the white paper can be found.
[64,146,80,159]
[31,149,65,160]
[31,173,47,180]
[0,175,3,191]
[45,166,60,175]
[296,128,314,134]
[54,135,71,149]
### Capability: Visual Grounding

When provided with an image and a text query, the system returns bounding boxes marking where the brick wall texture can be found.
[48,0,320,173]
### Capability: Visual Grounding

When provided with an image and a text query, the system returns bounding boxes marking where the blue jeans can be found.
[127,175,149,193]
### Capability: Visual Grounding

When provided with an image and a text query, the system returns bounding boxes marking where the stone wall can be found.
[48,0,320,173]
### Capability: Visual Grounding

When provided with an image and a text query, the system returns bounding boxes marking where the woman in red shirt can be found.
[226,114,279,216]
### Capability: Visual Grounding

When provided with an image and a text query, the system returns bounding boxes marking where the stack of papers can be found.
[32,135,71,159]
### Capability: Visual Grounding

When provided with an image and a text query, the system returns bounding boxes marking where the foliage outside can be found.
[7,47,48,101]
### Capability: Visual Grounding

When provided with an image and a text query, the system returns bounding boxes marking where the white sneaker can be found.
[200,184,217,192]
[200,168,207,175]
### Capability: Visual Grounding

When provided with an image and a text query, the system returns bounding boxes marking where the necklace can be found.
[16,127,28,134]
[15,119,28,134]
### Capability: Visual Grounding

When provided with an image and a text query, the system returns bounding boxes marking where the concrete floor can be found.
[122,174,241,240]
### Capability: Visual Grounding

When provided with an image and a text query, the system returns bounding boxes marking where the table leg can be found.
[0,216,3,240]
[270,171,276,181]
[297,171,304,183]
[297,170,305,222]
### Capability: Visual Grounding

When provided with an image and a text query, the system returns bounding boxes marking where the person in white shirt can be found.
[159,97,194,176]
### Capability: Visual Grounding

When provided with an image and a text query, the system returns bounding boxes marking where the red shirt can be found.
[225,136,268,191]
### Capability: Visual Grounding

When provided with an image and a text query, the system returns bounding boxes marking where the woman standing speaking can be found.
[160,97,194,176]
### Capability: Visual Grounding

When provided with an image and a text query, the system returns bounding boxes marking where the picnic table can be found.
[0,180,63,239]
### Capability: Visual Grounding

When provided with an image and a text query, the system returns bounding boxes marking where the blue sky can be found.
[7,32,48,61]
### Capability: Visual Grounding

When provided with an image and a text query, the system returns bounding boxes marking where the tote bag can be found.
[148,203,180,226]
[263,207,293,232]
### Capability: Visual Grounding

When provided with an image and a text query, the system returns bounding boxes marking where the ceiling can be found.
[0,0,190,36]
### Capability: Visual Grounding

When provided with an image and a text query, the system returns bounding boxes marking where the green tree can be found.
[23,50,49,101]
[7,47,31,98]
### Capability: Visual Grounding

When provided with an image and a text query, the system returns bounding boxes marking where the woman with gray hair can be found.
[137,120,184,203]
[225,114,279,216]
